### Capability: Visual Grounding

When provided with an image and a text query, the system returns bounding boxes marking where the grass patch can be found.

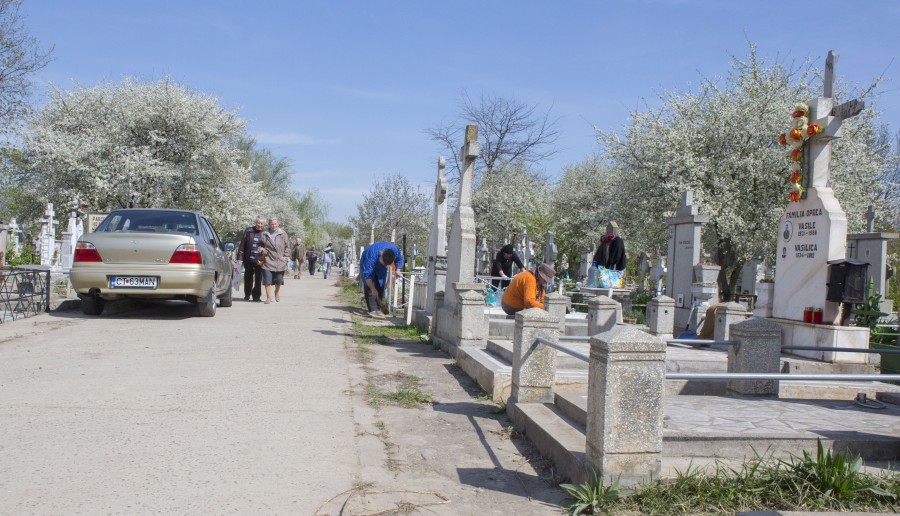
[338,277,365,309]
[369,372,434,408]
[562,442,899,515]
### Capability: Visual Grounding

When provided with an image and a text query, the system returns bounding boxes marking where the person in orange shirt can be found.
[500,263,556,316]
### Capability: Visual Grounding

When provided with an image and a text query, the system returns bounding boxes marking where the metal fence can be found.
[0,266,51,323]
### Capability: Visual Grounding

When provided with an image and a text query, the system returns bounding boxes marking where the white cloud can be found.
[255,132,341,146]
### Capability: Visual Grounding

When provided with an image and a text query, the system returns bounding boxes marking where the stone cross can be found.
[865,205,875,233]
[370,225,375,245]
[478,237,489,274]
[440,125,480,316]
[543,231,558,265]
[802,51,865,192]
[9,217,20,256]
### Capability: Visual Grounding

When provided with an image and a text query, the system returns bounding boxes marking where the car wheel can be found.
[198,288,217,317]
[82,296,105,316]
[219,282,233,307]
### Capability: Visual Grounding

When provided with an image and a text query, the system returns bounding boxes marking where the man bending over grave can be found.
[501,263,556,316]
[359,241,404,318]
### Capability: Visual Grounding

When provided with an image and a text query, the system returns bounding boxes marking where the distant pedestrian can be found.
[291,237,306,279]
[359,241,403,318]
[322,242,335,279]
[259,216,290,304]
[236,215,266,302]
[306,246,319,276]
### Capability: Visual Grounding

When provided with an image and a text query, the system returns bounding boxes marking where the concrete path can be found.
[0,275,362,514]
[0,273,566,515]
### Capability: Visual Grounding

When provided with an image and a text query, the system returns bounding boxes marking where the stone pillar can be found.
[646,295,675,339]
[713,302,746,342]
[727,318,783,397]
[543,292,567,334]
[431,291,445,338]
[587,326,666,487]
[510,308,560,404]
[457,289,487,349]
[588,295,619,335]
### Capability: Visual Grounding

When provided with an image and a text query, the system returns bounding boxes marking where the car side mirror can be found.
[225,242,235,252]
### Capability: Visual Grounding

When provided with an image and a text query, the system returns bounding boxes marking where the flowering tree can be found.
[349,172,430,251]
[472,160,553,251]
[23,77,264,235]
[595,46,894,295]
[548,157,624,274]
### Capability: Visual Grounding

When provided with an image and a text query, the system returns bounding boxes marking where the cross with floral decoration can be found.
[777,51,865,203]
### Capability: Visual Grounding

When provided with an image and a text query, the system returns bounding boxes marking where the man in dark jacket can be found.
[237,216,266,301]
[490,243,525,288]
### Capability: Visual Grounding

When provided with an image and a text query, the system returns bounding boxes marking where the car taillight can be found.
[170,244,203,264]
[74,242,102,262]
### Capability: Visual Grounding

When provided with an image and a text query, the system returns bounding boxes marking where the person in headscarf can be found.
[500,263,556,316]
[490,244,525,289]
[591,220,627,271]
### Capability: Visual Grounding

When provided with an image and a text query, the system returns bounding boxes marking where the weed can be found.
[560,471,620,515]
[383,388,434,407]
[778,439,895,503]
[375,420,385,431]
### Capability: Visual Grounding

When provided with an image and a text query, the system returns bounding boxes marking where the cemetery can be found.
[1,37,898,508]
[384,52,900,487]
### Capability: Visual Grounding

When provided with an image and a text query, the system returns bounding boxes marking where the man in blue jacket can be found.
[359,241,404,317]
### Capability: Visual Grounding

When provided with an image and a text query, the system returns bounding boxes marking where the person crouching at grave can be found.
[490,243,525,289]
[359,241,404,318]
[501,263,556,316]
[591,220,627,271]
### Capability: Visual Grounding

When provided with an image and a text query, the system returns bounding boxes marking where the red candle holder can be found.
[812,308,823,324]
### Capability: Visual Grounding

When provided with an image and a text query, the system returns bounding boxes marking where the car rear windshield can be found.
[95,210,199,235]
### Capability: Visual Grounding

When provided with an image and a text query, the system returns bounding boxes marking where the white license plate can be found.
[109,276,159,289]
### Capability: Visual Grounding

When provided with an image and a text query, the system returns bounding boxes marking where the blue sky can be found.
[21,1,900,223]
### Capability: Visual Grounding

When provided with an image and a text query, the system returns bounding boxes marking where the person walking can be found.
[258,216,290,304]
[322,242,335,279]
[358,241,403,318]
[306,246,319,276]
[291,238,306,279]
[236,215,266,302]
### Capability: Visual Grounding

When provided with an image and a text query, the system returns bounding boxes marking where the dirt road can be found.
[0,274,565,514]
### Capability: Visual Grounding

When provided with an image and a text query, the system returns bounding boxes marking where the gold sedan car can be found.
[70,208,235,317]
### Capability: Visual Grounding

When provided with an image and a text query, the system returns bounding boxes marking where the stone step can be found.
[511,397,900,485]
[487,314,589,338]
[487,339,590,370]
[455,345,589,403]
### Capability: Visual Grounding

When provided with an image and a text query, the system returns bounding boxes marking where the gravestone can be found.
[435,126,483,351]
[9,218,20,256]
[38,203,56,267]
[0,222,7,265]
[666,192,708,330]
[542,231,558,266]
[773,51,864,324]
[59,204,84,271]
[477,237,489,274]
[424,156,449,320]
[846,205,898,313]
[650,256,666,297]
